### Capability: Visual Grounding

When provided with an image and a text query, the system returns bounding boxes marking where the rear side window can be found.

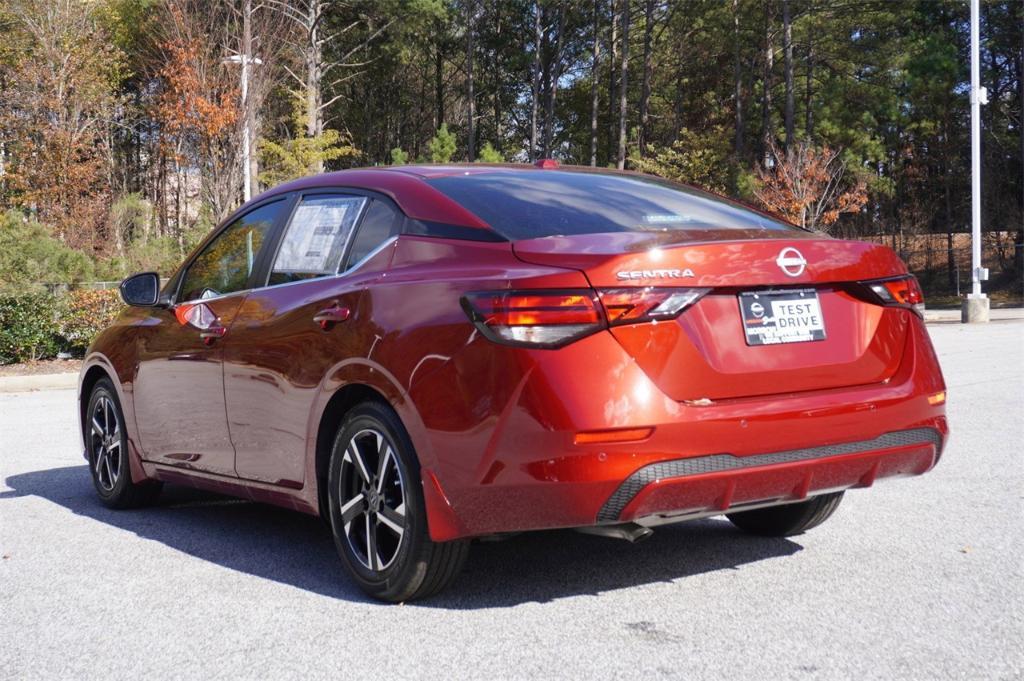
[344,199,401,270]
[269,195,367,285]
[427,170,796,240]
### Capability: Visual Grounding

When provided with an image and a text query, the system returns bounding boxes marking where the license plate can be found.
[738,289,826,346]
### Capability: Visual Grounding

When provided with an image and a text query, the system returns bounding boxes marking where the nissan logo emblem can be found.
[776,247,807,277]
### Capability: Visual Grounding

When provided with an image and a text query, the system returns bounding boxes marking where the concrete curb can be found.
[0,372,78,393]
[923,307,1024,323]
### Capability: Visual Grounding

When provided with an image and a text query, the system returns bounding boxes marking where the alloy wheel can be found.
[337,428,407,572]
[90,395,122,492]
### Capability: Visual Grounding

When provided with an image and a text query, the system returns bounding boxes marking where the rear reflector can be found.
[598,287,709,326]
[461,290,604,348]
[574,427,654,445]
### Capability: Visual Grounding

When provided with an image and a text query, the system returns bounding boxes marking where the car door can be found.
[223,192,403,487]
[132,199,288,476]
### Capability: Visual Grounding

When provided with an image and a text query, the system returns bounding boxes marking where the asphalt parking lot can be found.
[1,319,1022,680]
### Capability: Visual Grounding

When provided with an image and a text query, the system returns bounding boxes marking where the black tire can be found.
[326,401,469,602]
[726,492,844,537]
[86,379,162,509]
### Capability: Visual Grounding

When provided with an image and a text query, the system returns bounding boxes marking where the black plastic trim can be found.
[404,218,507,243]
[595,427,943,522]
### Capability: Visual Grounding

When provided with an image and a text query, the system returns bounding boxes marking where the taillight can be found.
[461,290,604,348]
[861,275,925,316]
[462,287,710,348]
[598,287,710,326]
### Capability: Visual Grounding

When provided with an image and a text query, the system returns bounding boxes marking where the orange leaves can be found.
[154,37,239,147]
[754,142,868,232]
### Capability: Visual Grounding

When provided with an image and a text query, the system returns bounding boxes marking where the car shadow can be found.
[1,465,803,608]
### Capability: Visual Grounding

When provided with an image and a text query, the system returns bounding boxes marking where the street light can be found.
[963,0,989,323]
[222,53,263,203]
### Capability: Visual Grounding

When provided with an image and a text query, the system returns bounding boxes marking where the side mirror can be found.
[119,272,161,307]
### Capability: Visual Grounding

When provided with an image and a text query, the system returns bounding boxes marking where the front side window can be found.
[269,195,367,285]
[178,201,283,302]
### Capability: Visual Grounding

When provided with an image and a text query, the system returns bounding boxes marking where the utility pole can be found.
[963,0,990,322]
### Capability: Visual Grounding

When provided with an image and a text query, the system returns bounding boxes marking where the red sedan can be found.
[79,163,948,601]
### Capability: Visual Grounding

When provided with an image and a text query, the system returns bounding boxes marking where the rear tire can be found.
[326,401,469,602]
[86,379,162,509]
[726,492,844,537]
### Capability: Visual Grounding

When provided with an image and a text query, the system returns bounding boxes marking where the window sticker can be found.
[643,214,692,224]
[274,197,366,274]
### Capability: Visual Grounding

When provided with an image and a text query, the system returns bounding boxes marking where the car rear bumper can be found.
[413,315,948,541]
[604,425,943,524]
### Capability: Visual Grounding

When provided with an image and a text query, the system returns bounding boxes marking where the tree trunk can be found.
[529,2,541,161]
[466,0,476,161]
[805,0,814,139]
[435,19,445,131]
[607,0,618,163]
[616,0,630,170]
[305,1,323,173]
[638,0,654,155]
[589,0,601,166]
[761,1,774,163]
[783,0,794,148]
[541,2,566,157]
[733,0,744,156]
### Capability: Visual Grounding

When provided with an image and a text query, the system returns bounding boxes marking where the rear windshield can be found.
[427,170,796,240]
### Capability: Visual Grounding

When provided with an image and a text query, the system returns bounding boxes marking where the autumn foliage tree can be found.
[753,142,868,232]
[0,0,122,251]
[152,4,241,226]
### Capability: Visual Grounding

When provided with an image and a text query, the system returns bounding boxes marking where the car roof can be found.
[238,163,610,231]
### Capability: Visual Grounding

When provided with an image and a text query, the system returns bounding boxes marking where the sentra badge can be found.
[615,268,696,281]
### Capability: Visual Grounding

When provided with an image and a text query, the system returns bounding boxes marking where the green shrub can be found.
[58,289,124,356]
[428,124,456,163]
[0,211,95,293]
[0,292,62,363]
[390,147,409,165]
[477,142,504,163]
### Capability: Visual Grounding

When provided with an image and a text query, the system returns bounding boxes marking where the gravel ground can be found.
[1,320,1021,680]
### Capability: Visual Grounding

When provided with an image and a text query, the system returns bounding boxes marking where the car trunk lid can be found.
[513,231,911,401]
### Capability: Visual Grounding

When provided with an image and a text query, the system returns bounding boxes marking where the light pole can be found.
[223,53,262,203]
[223,0,262,203]
[963,0,990,323]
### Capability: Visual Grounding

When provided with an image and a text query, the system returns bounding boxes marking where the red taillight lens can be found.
[598,287,710,326]
[462,290,604,347]
[863,275,925,316]
[463,287,710,348]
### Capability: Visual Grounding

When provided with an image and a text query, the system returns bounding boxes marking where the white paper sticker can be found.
[274,198,364,273]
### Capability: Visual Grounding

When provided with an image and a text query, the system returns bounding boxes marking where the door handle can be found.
[200,324,227,346]
[314,304,351,330]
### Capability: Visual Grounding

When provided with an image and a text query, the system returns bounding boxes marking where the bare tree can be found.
[755,142,868,231]
[264,0,395,172]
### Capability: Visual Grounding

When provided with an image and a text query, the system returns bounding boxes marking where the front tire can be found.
[726,492,844,537]
[86,379,162,509]
[326,401,469,602]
